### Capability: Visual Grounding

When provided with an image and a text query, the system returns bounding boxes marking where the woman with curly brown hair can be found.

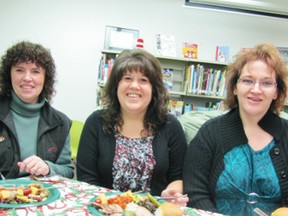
[77,49,188,206]
[183,43,288,215]
[0,41,74,179]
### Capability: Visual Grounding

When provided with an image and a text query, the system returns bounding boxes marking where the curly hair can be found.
[0,41,56,102]
[224,43,288,115]
[101,49,169,135]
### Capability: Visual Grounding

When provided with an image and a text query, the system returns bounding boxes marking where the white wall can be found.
[1,0,288,122]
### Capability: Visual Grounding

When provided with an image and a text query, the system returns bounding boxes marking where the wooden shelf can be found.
[98,50,228,111]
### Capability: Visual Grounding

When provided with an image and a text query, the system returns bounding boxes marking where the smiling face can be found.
[117,69,152,117]
[11,61,45,104]
[234,60,278,118]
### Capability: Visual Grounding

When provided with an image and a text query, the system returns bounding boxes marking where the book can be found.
[217,70,227,97]
[162,68,173,91]
[216,46,229,62]
[98,54,115,85]
[185,65,192,94]
[278,47,288,65]
[184,103,192,113]
[201,68,210,95]
[182,42,198,59]
[207,69,215,96]
[196,65,204,94]
[168,100,184,117]
[156,34,177,57]
[191,64,200,94]
[189,64,195,94]
[211,70,221,96]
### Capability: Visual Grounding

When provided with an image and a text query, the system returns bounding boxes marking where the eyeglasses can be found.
[237,78,277,89]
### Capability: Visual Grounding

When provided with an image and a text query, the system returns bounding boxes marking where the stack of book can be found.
[185,64,227,97]
[98,54,115,85]
[183,101,225,113]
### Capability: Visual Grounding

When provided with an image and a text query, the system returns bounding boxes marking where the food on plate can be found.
[154,202,183,216]
[0,183,50,204]
[90,191,185,215]
[271,207,288,216]
[125,202,139,216]
[125,202,154,216]
[108,191,134,209]
[93,203,123,215]
[137,199,158,212]
[94,193,108,205]
[134,206,154,216]
[147,192,161,207]
[93,191,133,209]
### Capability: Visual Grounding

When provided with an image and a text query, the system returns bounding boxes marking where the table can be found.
[0,176,224,216]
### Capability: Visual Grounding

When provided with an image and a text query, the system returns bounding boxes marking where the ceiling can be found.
[185,0,288,19]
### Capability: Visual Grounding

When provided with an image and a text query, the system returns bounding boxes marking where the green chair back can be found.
[70,120,84,159]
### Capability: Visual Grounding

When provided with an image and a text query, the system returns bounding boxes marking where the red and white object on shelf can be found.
[136,38,144,49]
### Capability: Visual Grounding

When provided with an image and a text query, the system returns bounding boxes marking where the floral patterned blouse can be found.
[112,131,156,193]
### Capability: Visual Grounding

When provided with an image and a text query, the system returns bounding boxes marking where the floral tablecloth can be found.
[0,176,224,216]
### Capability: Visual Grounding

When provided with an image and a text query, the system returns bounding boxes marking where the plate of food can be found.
[0,179,60,208]
[88,191,184,216]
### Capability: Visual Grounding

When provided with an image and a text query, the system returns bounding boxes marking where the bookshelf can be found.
[97,50,228,115]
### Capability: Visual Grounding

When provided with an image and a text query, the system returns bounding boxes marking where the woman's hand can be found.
[161,188,189,207]
[18,155,50,176]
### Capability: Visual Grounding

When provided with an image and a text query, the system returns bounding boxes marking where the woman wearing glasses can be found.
[183,43,288,215]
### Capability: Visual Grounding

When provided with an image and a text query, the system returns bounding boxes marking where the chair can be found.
[178,110,288,145]
[70,120,84,160]
[178,110,226,145]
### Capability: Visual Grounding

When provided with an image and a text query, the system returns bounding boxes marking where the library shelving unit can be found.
[97,49,228,113]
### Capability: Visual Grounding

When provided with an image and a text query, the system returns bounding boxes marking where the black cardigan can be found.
[77,110,187,196]
[183,108,288,212]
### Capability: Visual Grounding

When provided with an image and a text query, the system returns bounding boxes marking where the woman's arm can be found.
[76,112,102,185]
[165,180,183,193]
[183,125,217,212]
[46,134,74,178]
[160,115,189,206]
[166,115,187,182]
[161,180,189,206]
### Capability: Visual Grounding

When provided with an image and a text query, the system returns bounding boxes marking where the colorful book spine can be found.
[207,69,215,96]
[211,70,221,96]
[189,65,195,94]
[218,70,227,97]
[185,65,191,94]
